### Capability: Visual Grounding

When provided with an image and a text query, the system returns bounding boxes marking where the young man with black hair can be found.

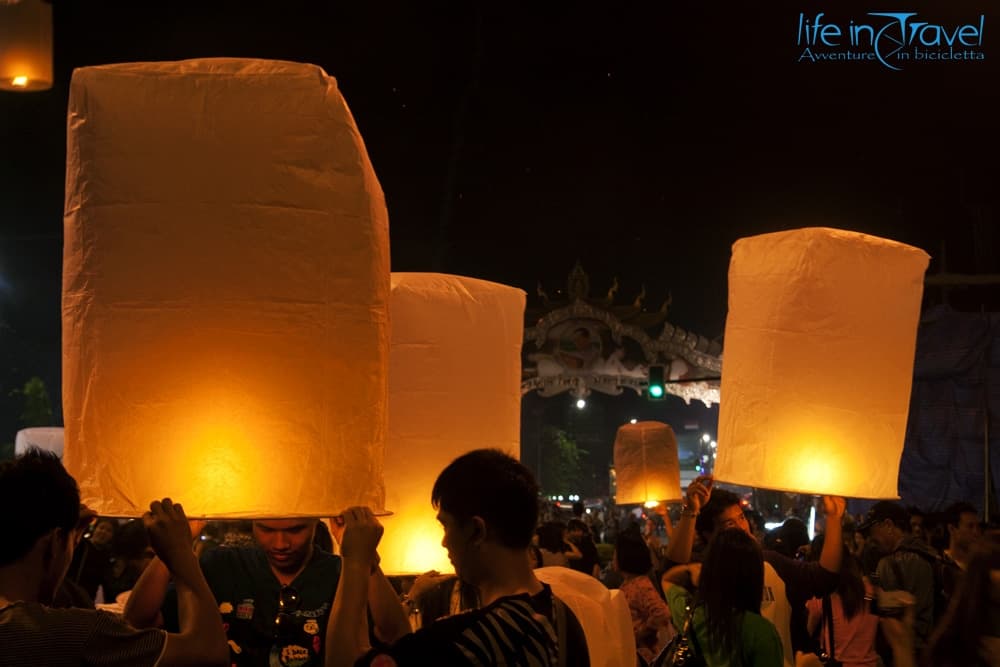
[939,500,980,602]
[0,449,228,667]
[124,512,409,666]
[857,500,941,663]
[662,476,845,667]
[326,448,590,667]
[906,506,928,545]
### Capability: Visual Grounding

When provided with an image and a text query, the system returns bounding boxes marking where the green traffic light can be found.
[647,364,667,401]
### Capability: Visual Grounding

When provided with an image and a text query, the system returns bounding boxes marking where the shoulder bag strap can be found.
[685,603,703,658]
[553,596,568,667]
[823,595,836,661]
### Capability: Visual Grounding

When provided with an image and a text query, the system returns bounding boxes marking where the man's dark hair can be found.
[0,448,80,566]
[771,517,810,558]
[567,518,588,533]
[695,488,742,540]
[431,449,539,549]
[943,501,977,528]
[907,506,926,520]
[313,520,334,553]
[614,531,652,575]
[536,521,567,552]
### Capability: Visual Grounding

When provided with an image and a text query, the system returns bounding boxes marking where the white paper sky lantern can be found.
[62,59,390,518]
[714,227,929,498]
[613,421,682,505]
[0,0,53,91]
[15,427,64,458]
[379,273,525,575]
[536,566,636,667]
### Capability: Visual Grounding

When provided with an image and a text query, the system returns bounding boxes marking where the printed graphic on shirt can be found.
[270,643,310,667]
[236,599,255,620]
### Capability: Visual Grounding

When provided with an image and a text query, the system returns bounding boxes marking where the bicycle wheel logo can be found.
[870,12,913,71]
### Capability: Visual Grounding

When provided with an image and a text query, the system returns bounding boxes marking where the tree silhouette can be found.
[539,426,587,496]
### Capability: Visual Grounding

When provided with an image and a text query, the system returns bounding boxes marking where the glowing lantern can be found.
[379,273,525,574]
[613,421,682,505]
[62,59,390,518]
[0,0,53,91]
[714,227,929,498]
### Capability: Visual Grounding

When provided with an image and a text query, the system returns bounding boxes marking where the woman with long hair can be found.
[662,527,783,666]
[615,531,674,663]
[805,539,878,667]
[921,531,1000,667]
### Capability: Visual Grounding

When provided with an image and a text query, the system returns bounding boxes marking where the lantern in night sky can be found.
[714,227,929,498]
[0,0,53,91]
[613,421,682,506]
[62,59,390,517]
[379,273,525,574]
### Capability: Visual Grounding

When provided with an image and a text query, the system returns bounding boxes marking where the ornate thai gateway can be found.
[521,263,721,407]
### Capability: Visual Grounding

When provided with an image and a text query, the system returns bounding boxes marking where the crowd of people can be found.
[0,448,590,667]
[1,446,997,667]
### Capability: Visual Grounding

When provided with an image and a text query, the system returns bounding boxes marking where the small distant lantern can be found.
[0,0,53,92]
[713,227,929,498]
[613,421,682,505]
[379,273,525,575]
[62,59,390,518]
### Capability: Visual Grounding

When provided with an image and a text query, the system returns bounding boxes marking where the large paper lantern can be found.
[379,273,525,574]
[15,427,64,458]
[0,0,53,91]
[535,566,636,667]
[613,421,682,505]
[714,227,929,498]
[62,59,390,518]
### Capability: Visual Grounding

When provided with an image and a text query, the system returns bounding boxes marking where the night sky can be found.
[2,1,998,474]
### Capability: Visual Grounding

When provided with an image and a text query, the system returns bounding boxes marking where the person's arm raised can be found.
[660,562,701,595]
[664,475,711,565]
[123,556,170,628]
[326,507,383,667]
[125,518,204,629]
[368,563,411,644]
[818,496,846,574]
[144,499,228,667]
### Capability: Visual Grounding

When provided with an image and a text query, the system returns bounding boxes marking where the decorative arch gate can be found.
[521,263,722,407]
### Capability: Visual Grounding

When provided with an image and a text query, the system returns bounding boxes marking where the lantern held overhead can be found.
[62,59,390,518]
[379,273,525,575]
[613,421,682,505]
[713,227,929,498]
